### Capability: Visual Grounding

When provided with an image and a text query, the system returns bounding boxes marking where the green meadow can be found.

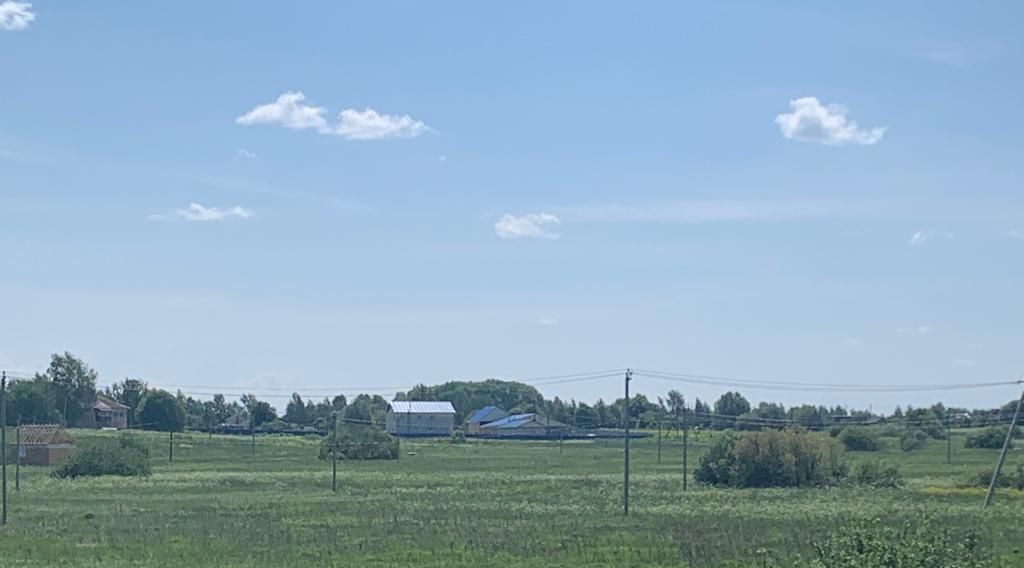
[1,428,1022,567]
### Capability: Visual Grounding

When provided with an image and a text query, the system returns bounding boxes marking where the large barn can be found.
[385,401,456,436]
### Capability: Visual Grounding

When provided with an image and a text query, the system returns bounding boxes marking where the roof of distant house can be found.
[19,424,74,446]
[93,395,130,412]
[480,413,568,429]
[389,401,456,414]
[465,406,506,424]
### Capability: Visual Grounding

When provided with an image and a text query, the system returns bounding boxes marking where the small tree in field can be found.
[694,428,846,488]
[838,428,880,451]
[964,426,1019,449]
[135,390,185,432]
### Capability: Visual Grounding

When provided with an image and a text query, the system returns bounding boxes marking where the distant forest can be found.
[4,352,1021,433]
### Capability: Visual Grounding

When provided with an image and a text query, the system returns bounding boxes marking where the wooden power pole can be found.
[623,369,632,516]
[983,388,1024,510]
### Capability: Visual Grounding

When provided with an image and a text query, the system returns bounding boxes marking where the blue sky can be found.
[2,1,1022,411]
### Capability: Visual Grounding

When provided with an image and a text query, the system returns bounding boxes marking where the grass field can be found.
[1,428,1023,567]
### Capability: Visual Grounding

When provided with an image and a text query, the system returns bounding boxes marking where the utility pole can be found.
[15,418,20,492]
[983,388,1024,510]
[331,412,338,493]
[657,422,662,463]
[2,371,7,525]
[623,368,632,516]
[682,402,689,491]
[169,431,174,462]
[946,423,952,466]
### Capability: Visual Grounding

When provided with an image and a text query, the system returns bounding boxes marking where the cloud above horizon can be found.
[150,203,255,222]
[908,230,953,247]
[495,213,561,239]
[0,1,34,30]
[775,97,885,145]
[236,91,429,140]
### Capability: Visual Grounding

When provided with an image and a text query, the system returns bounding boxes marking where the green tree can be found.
[37,352,98,426]
[135,390,185,432]
[6,376,59,424]
[284,392,312,424]
[109,378,147,427]
[713,391,751,428]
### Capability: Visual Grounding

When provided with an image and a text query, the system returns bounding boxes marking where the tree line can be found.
[4,352,1021,433]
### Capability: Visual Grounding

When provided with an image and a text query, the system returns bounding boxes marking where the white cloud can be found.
[538,317,560,326]
[236,91,429,140]
[334,108,429,140]
[953,358,976,368]
[908,230,953,247]
[235,91,329,132]
[897,325,932,335]
[841,337,863,348]
[775,97,885,145]
[235,148,257,160]
[150,203,254,222]
[438,155,447,162]
[1008,230,1023,240]
[495,213,561,240]
[0,1,34,31]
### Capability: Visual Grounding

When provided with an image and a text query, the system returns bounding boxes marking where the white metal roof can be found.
[389,401,456,414]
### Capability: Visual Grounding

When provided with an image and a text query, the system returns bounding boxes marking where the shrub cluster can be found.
[964,426,1018,450]
[53,435,151,479]
[848,459,904,488]
[694,428,846,488]
[837,428,880,451]
[319,424,398,460]
[960,463,1024,491]
[900,429,928,452]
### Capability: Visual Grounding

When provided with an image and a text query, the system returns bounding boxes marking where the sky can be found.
[1,1,1023,412]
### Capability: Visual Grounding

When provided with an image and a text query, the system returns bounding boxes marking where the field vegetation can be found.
[1,427,1022,567]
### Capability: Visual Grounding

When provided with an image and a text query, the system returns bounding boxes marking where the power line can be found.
[634,369,1022,393]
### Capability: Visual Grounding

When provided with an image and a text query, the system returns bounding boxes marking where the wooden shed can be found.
[17,424,75,466]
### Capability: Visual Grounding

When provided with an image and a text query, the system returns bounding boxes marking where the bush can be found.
[900,429,928,452]
[960,464,1024,490]
[838,428,880,451]
[53,435,151,479]
[876,424,902,438]
[319,424,398,460]
[694,428,846,488]
[849,459,904,488]
[811,519,986,568]
[449,430,467,444]
[964,426,1017,450]
[828,425,843,438]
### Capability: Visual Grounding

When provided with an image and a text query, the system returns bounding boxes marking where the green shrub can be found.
[828,425,843,438]
[449,430,467,444]
[964,426,1017,450]
[319,424,398,460]
[694,428,845,488]
[960,464,1024,490]
[810,519,987,568]
[53,435,151,479]
[837,428,880,451]
[876,423,902,438]
[900,429,928,452]
[849,459,904,488]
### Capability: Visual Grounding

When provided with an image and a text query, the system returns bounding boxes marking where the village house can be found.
[385,401,456,436]
[93,395,130,429]
[464,406,509,434]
